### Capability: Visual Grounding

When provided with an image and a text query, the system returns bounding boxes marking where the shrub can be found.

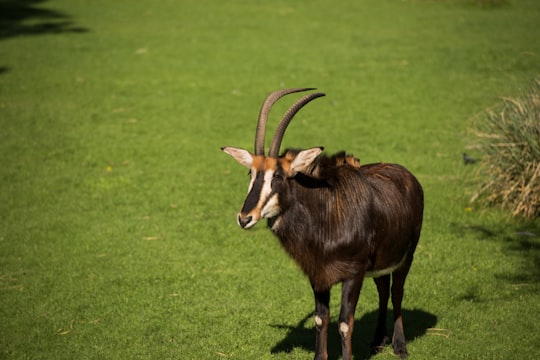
[471,78,540,219]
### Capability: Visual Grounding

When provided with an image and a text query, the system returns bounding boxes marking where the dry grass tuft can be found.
[471,78,540,219]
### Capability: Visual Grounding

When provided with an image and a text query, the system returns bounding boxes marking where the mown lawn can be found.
[1,0,539,359]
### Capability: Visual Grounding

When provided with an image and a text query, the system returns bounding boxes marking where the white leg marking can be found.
[315,315,323,327]
[339,322,350,337]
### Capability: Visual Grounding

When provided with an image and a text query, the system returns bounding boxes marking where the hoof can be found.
[393,340,408,359]
[370,335,390,354]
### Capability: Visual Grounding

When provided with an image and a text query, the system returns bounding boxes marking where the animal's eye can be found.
[271,172,284,187]
[273,172,282,179]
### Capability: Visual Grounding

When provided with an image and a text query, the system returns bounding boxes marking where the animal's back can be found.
[360,162,423,215]
[358,162,424,272]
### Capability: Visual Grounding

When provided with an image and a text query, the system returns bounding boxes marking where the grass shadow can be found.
[271,308,437,360]
[451,221,540,292]
[0,0,88,39]
[496,229,540,288]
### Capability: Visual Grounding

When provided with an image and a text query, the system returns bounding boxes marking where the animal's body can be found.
[222,88,424,360]
[273,159,422,292]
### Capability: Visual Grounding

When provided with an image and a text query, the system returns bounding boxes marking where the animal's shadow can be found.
[0,0,88,40]
[271,309,437,360]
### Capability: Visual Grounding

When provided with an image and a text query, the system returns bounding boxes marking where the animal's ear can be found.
[290,147,323,175]
[221,146,253,168]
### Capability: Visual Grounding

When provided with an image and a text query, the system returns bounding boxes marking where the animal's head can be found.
[222,88,325,229]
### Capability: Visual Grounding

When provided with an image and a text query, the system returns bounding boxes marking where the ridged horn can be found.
[268,92,326,157]
[254,88,316,155]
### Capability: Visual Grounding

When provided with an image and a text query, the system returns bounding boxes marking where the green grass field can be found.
[1,0,539,359]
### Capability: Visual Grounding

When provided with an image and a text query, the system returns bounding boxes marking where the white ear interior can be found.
[290,147,323,174]
[222,147,253,168]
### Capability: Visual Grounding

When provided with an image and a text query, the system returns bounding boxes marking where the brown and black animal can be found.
[222,88,424,360]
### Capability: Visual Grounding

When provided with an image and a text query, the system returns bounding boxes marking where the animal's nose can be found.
[238,215,253,229]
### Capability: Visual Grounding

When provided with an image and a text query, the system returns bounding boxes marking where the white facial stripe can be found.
[247,171,256,193]
[260,170,281,218]
[255,169,273,209]
[262,170,274,195]
[261,193,280,218]
[243,168,281,223]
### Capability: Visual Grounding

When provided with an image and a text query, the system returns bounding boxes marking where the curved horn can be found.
[268,92,326,157]
[254,88,316,155]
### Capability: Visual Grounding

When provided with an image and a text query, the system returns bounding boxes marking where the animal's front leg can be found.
[313,288,330,360]
[339,277,364,360]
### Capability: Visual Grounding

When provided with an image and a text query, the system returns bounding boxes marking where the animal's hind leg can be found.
[371,275,391,354]
[390,258,413,359]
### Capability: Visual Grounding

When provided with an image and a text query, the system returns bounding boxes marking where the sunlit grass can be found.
[0,0,539,359]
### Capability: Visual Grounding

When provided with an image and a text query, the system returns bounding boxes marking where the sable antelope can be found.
[222,88,424,360]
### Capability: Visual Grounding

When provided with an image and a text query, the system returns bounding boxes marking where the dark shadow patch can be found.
[451,221,540,293]
[0,0,88,39]
[495,234,540,288]
[455,285,485,303]
[271,309,437,359]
